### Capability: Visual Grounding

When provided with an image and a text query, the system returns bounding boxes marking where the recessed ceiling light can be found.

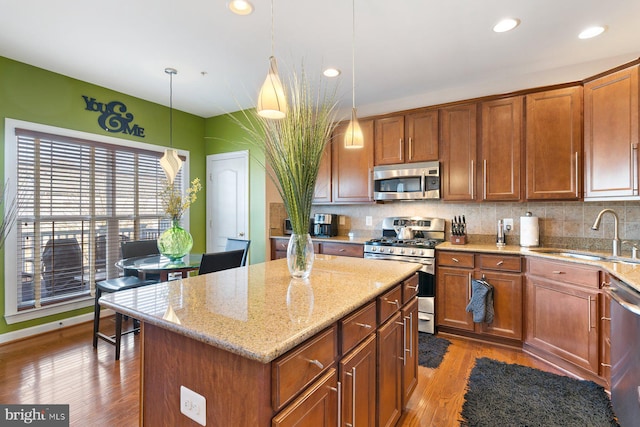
[323,68,341,78]
[493,18,520,33]
[578,26,606,39]
[228,0,254,16]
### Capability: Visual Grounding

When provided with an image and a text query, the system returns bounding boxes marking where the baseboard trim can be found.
[0,309,114,345]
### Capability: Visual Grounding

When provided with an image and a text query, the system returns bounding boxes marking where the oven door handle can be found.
[608,285,640,316]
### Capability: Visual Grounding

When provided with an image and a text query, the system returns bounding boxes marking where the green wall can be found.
[204,112,267,263]
[0,57,206,334]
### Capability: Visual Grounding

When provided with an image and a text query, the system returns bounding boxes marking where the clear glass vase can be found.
[157,219,193,262]
[286,233,315,279]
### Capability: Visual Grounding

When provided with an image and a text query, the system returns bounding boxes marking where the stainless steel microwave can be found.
[373,161,440,201]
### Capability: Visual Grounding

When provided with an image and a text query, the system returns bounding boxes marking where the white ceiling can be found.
[1,0,639,119]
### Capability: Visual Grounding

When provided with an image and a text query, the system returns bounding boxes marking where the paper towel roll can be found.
[520,214,539,247]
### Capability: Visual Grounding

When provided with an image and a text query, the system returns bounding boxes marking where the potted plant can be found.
[237,69,339,278]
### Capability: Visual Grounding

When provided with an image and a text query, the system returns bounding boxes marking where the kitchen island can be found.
[100,255,421,426]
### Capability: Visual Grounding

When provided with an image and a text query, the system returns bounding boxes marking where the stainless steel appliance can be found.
[608,276,640,426]
[364,216,445,334]
[373,161,440,201]
[284,218,314,236]
[313,213,338,237]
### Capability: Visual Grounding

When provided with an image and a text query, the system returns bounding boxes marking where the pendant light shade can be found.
[344,0,363,148]
[257,56,287,119]
[257,0,287,119]
[344,108,364,149]
[161,68,183,184]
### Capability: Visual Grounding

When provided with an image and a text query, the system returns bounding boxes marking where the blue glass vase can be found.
[157,219,193,261]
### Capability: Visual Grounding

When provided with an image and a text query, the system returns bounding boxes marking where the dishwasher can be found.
[608,275,640,426]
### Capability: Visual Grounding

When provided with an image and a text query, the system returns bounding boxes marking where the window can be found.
[4,119,188,323]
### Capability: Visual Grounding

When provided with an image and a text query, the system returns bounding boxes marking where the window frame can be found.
[3,118,190,324]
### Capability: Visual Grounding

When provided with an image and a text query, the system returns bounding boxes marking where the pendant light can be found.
[160,68,183,185]
[344,0,363,148]
[257,0,287,119]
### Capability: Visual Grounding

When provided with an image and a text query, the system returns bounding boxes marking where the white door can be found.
[206,151,249,253]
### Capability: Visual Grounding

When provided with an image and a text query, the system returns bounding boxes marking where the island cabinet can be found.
[525,257,603,382]
[479,96,524,201]
[440,103,478,201]
[525,86,583,200]
[584,64,639,200]
[436,250,524,343]
[374,109,439,166]
[314,118,375,204]
[270,237,363,260]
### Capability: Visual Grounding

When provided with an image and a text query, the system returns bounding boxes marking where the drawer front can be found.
[378,285,402,324]
[272,325,338,411]
[527,257,600,289]
[437,251,475,268]
[273,238,321,254]
[320,242,364,258]
[403,274,419,304]
[340,301,377,355]
[478,254,522,272]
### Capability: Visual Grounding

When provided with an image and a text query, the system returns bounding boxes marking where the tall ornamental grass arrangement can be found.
[236,68,340,276]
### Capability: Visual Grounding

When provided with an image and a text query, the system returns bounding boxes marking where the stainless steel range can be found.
[364,217,445,334]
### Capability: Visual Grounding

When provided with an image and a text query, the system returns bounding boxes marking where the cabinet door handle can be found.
[408,137,413,160]
[399,138,404,161]
[470,159,475,199]
[468,273,472,302]
[339,248,346,252]
[601,363,612,368]
[632,143,638,195]
[329,382,341,427]
[407,312,414,358]
[483,159,488,200]
[552,271,564,274]
[452,257,460,263]
[575,152,580,198]
[601,316,611,322]
[344,367,356,427]
[587,296,592,332]
[386,299,400,308]
[496,260,504,266]
[306,359,324,370]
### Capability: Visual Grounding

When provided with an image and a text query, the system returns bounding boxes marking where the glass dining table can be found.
[116,253,203,282]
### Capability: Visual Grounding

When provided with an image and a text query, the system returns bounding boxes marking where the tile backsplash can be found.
[271,200,640,254]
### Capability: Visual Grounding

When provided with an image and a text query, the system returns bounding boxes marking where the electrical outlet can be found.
[365,216,373,226]
[339,215,345,225]
[181,386,206,426]
[503,218,514,232]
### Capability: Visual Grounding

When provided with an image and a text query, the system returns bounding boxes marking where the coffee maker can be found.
[313,213,338,237]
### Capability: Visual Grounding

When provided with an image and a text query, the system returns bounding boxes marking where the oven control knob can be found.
[379,247,385,253]
[399,248,405,254]
[410,249,416,255]
[389,248,394,254]
[371,247,376,252]
[419,250,424,256]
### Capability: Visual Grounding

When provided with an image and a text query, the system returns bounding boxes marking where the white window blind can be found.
[14,128,183,311]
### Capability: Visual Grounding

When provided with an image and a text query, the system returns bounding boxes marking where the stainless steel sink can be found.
[530,249,608,261]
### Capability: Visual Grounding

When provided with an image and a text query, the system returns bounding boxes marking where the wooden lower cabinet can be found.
[272,369,338,427]
[377,311,403,427]
[436,251,523,343]
[270,237,362,260]
[340,334,377,427]
[525,257,602,381]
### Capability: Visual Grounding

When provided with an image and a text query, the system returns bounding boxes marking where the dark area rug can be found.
[418,332,451,369]
[460,357,619,427]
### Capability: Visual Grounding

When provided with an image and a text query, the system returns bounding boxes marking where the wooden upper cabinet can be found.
[405,109,439,163]
[332,119,374,203]
[313,141,332,203]
[441,103,478,201]
[525,86,583,200]
[374,116,405,165]
[584,65,640,199]
[480,96,523,201]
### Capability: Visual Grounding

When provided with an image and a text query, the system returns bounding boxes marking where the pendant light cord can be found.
[351,0,356,109]
[271,0,275,56]
[169,71,173,148]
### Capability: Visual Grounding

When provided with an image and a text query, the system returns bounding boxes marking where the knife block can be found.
[450,235,467,245]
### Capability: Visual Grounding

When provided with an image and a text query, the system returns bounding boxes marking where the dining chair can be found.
[93,239,159,360]
[198,249,246,275]
[224,238,251,266]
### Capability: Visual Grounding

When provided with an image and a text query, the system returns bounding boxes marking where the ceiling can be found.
[1,0,639,119]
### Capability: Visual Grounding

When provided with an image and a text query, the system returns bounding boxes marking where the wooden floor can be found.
[0,320,565,427]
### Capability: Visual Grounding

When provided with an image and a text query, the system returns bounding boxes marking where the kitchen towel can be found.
[466,279,494,323]
[520,214,539,247]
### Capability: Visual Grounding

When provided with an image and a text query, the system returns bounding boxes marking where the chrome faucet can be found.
[591,209,621,257]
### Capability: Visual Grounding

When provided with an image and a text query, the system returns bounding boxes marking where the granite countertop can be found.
[99,255,420,363]
[271,235,371,245]
[436,242,640,293]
